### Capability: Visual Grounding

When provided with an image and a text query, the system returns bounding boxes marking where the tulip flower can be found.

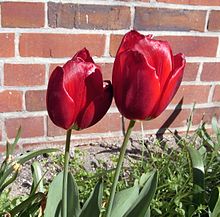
[112,30,186,120]
[47,48,113,130]
[106,31,185,216]
[47,48,113,217]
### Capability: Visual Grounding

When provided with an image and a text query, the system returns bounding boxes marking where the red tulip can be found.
[47,48,113,130]
[112,30,186,120]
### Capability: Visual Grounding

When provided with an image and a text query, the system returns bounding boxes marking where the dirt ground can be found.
[1,133,177,198]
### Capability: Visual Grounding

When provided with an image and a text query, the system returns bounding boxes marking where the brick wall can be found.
[0,0,220,150]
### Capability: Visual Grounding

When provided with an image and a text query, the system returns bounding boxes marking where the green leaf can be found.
[0,160,8,182]
[9,192,44,216]
[17,148,59,165]
[187,146,205,206]
[80,180,103,217]
[30,161,45,194]
[0,148,58,188]
[212,116,220,149]
[67,172,81,217]
[124,170,158,217]
[44,172,63,217]
[139,173,153,188]
[197,123,215,151]
[110,185,139,217]
[209,186,220,217]
[144,208,150,217]
[6,126,21,159]
[11,126,22,154]
[18,201,41,217]
[0,169,19,193]
[44,172,81,217]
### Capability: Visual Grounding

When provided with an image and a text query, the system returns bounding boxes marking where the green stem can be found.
[106,119,136,217]
[62,129,72,217]
[141,121,145,167]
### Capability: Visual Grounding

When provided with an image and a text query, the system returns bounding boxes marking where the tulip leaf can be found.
[67,172,81,217]
[9,192,44,216]
[44,172,63,217]
[209,186,220,217]
[187,146,205,206]
[139,172,153,188]
[110,185,139,217]
[124,170,158,217]
[79,180,103,217]
[144,208,150,217]
[44,171,81,217]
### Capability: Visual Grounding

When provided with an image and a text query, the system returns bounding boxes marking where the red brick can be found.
[47,117,66,137]
[201,63,220,81]
[19,33,106,58]
[123,108,190,132]
[4,64,45,86]
[47,112,122,137]
[25,90,46,111]
[49,63,63,77]
[110,35,123,57]
[171,85,211,105]
[110,35,218,57]
[193,107,220,125]
[0,127,2,143]
[100,63,113,81]
[1,2,44,28]
[157,0,220,6]
[0,90,23,112]
[156,36,218,57]
[134,8,206,31]
[5,117,44,139]
[143,108,190,130]
[213,85,220,102]
[0,33,14,57]
[183,63,199,81]
[208,11,220,31]
[0,146,6,153]
[48,3,130,30]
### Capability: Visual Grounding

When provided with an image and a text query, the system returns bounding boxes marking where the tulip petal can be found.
[63,60,103,117]
[135,38,173,90]
[113,50,160,120]
[72,47,94,63]
[152,53,185,118]
[117,30,150,55]
[46,66,76,130]
[76,81,113,129]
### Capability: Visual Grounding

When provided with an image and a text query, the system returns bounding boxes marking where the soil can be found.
[1,134,177,199]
